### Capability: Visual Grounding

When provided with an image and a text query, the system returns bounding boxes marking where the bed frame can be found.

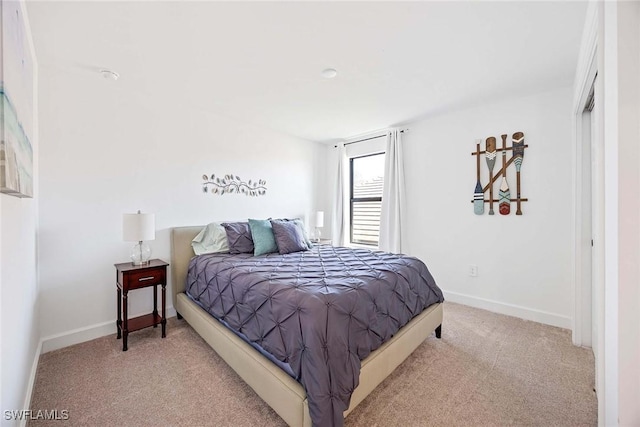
[170,226,442,427]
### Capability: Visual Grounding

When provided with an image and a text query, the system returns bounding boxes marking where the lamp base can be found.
[130,241,152,266]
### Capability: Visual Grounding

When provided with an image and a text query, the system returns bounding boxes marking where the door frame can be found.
[571,2,598,348]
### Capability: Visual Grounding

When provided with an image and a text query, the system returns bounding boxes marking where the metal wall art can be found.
[470,132,528,215]
[202,173,267,196]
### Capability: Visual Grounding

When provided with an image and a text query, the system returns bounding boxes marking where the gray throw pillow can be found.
[275,218,313,249]
[270,220,310,254]
[221,222,254,254]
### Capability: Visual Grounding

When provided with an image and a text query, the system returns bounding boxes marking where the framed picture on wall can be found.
[0,0,35,198]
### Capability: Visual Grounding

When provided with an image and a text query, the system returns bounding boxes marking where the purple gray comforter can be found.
[186,245,444,426]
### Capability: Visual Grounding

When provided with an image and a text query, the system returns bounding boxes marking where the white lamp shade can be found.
[315,211,324,228]
[123,212,155,242]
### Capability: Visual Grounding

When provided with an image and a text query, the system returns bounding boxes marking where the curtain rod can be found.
[334,129,408,148]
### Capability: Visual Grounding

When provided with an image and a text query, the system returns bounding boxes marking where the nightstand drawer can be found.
[115,259,169,351]
[123,267,165,290]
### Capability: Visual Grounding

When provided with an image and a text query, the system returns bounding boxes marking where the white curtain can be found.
[379,129,406,253]
[331,143,349,246]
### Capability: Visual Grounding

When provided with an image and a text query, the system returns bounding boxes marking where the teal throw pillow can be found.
[248,218,278,256]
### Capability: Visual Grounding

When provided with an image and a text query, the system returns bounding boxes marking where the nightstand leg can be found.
[153,284,158,328]
[161,283,166,338]
[123,291,128,351]
[117,288,122,339]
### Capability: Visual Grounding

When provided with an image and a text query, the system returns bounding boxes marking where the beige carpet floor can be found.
[28,302,597,426]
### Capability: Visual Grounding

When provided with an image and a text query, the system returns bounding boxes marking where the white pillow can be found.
[192,222,230,255]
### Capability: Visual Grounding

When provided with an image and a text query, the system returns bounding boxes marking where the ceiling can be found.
[26,1,587,143]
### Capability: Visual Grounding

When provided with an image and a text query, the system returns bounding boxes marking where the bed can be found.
[170,226,443,427]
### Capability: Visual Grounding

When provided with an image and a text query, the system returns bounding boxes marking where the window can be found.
[350,153,385,246]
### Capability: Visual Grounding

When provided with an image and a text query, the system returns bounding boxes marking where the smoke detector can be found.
[100,69,119,81]
[321,68,337,79]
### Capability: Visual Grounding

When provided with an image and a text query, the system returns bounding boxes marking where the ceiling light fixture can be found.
[100,69,119,81]
[321,68,337,79]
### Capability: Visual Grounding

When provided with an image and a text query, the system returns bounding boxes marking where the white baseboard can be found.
[41,306,177,353]
[20,339,43,427]
[443,290,572,329]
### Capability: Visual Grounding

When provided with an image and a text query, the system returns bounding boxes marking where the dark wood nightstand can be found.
[115,259,169,351]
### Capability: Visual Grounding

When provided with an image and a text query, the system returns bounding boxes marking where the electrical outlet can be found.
[469,265,478,277]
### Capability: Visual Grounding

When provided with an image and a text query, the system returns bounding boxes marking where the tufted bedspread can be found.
[186,245,444,427]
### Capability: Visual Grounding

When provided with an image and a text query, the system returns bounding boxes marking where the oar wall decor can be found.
[474,141,484,215]
[485,137,497,215]
[498,134,511,215]
[469,131,528,216]
[512,132,525,215]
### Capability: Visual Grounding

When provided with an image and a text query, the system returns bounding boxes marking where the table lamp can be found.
[315,211,324,242]
[123,210,155,265]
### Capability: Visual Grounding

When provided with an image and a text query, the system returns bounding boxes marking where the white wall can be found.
[37,64,325,351]
[318,88,574,328]
[614,1,640,424]
[401,87,573,328]
[1,1,40,422]
[1,197,39,420]
[600,2,620,424]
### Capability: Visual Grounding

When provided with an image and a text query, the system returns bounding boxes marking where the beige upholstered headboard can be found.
[170,226,203,309]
